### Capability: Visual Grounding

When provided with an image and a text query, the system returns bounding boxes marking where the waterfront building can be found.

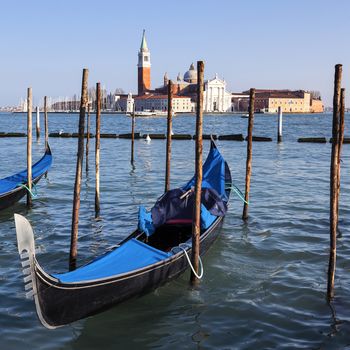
[156,64,231,113]
[231,93,250,112]
[203,74,232,112]
[310,99,324,113]
[133,94,192,113]
[245,89,324,113]
[137,30,151,95]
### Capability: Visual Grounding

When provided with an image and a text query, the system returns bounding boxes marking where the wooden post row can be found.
[27,88,32,207]
[36,106,40,139]
[191,61,204,285]
[86,104,91,172]
[242,88,255,220]
[95,83,101,217]
[327,64,342,301]
[165,80,173,192]
[69,68,89,271]
[131,104,135,164]
[44,96,48,150]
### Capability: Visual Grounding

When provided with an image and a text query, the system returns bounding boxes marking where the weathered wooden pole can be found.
[327,64,342,301]
[165,80,173,192]
[69,68,89,271]
[336,88,345,218]
[44,96,48,150]
[95,83,101,218]
[86,104,91,172]
[36,106,40,139]
[27,88,33,207]
[131,104,135,164]
[190,61,204,285]
[242,88,255,220]
[277,106,282,143]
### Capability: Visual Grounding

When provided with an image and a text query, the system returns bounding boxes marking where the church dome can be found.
[184,63,197,83]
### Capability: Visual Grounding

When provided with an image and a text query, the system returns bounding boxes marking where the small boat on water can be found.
[241,114,249,118]
[14,141,231,328]
[0,146,52,210]
[127,110,176,117]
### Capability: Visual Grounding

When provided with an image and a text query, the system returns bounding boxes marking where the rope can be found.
[174,243,204,279]
[226,183,249,204]
[20,183,38,199]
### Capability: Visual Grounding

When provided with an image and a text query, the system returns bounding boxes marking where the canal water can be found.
[0,112,349,349]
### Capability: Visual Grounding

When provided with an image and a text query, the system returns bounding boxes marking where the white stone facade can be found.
[203,75,232,112]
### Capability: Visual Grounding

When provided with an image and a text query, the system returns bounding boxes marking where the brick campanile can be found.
[137,30,151,95]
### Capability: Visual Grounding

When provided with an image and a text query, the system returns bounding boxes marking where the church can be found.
[121,31,233,113]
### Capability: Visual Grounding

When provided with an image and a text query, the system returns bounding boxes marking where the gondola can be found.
[0,145,52,210]
[14,141,231,329]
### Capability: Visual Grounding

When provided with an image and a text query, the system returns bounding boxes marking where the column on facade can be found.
[205,82,209,112]
[209,87,213,112]
[221,87,225,111]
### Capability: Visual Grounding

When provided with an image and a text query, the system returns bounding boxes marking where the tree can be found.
[310,90,322,100]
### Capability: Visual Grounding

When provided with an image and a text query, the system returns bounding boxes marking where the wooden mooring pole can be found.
[191,61,204,285]
[131,104,135,164]
[336,88,346,218]
[27,88,33,207]
[277,106,282,143]
[36,106,40,139]
[165,80,173,192]
[327,64,342,301]
[86,104,91,172]
[69,68,89,271]
[242,88,255,220]
[95,83,101,218]
[44,96,48,150]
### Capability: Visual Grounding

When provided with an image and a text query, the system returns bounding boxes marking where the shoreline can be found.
[5,111,327,116]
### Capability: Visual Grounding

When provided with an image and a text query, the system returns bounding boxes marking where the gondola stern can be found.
[14,214,58,330]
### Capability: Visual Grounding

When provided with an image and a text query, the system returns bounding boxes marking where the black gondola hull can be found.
[0,173,46,210]
[0,146,52,210]
[33,218,223,327]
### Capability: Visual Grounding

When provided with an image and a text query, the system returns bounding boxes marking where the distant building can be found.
[203,74,232,112]
[231,93,250,112]
[310,98,324,113]
[134,94,192,113]
[155,64,231,112]
[243,89,324,113]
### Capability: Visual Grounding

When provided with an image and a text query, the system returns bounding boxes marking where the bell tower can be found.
[137,30,151,95]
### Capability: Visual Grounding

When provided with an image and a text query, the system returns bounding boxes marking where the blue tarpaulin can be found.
[53,239,171,283]
[183,141,227,200]
[0,150,52,195]
[138,142,228,236]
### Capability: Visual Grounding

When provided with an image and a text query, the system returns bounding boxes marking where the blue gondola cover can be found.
[0,150,52,195]
[53,239,171,283]
[138,142,228,236]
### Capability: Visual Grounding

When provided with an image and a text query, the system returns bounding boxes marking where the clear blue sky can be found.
[0,0,349,107]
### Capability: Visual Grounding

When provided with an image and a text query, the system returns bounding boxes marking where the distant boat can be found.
[127,110,176,117]
[241,114,249,118]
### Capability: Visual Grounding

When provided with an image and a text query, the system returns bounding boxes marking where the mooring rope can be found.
[226,183,248,204]
[174,243,204,279]
[20,183,38,199]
